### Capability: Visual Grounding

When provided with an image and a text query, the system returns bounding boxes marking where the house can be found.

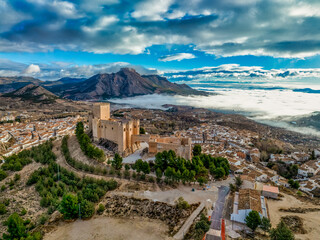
[262,185,279,199]
[231,189,268,223]
[298,160,320,177]
[292,152,310,163]
[315,149,320,158]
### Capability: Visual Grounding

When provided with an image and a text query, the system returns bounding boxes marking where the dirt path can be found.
[44,216,174,240]
[53,140,120,182]
[268,193,320,240]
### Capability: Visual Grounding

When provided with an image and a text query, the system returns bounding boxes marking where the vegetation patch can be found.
[27,162,117,219]
[75,122,105,162]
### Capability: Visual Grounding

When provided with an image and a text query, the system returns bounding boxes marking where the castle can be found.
[89,102,192,159]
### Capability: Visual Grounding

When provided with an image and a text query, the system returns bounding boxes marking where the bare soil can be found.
[44,216,174,240]
[268,193,320,240]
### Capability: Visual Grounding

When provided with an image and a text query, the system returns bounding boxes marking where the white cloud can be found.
[131,0,173,21]
[159,53,196,62]
[82,16,119,33]
[22,64,41,74]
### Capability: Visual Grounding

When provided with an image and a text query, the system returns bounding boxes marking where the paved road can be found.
[210,186,229,230]
[173,202,205,240]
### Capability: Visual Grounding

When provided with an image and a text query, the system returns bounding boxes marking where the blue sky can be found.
[1,0,320,79]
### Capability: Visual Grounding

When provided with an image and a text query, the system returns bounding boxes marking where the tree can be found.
[182,169,190,184]
[59,193,78,219]
[141,162,150,174]
[139,127,146,134]
[245,210,261,232]
[135,159,144,173]
[197,176,207,186]
[261,216,271,232]
[189,170,196,183]
[288,179,300,189]
[234,176,243,189]
[156,168,162,182]
[3,213,26,239]
[214,167,226,179]
[111,153,123,170]
[270,221,294,240]
[193,144,202,157]
[80,199,95,219]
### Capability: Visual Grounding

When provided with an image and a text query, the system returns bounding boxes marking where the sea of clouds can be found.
[110,68,320,136]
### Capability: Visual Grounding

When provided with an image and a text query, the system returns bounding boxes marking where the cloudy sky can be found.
[1,0,320,79]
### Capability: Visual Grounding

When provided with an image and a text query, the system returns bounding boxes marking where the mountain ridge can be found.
[0,68,207,100]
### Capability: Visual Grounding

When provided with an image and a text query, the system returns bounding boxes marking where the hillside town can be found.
[0,104,320,240]
[0,116,80,157]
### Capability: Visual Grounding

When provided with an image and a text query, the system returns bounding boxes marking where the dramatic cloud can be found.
[22,64,40,74]
[159,53,196,62]
[1,0,320,58]
[0,59,158,80]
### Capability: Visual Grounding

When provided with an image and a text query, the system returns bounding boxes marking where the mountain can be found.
[0,76,43,93]
[42,77,87,86]
[53,68,207,100]
[3,84,59,103]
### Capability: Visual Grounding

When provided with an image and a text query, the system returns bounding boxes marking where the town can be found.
[1,103,320,240]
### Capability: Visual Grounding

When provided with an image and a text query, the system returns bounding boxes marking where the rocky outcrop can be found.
[104,195,199,234]
[53,68,207,100]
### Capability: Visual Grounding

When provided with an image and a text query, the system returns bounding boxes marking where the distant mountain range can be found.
[0,68,207,100]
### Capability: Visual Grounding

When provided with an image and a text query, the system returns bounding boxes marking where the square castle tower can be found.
[89,102,140,155]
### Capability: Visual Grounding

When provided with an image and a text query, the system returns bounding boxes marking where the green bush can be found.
[75,122,105,162]
[0,203,7,215]
[97,204,105,214]
[176,197,190,210]
[60,193,79,219]
[0,169,8,181]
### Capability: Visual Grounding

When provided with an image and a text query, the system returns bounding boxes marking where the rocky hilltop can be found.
[53,68,207,100]
[0,68,206,100]
[3,84,58,103]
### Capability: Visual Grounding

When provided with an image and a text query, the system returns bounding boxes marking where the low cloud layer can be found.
[1,0,320,58]
[164,64,320,81]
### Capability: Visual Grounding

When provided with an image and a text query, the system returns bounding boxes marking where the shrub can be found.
[59,193,78,219]
[0,169,8,181]
[80,200,95,219]
[20,208,27,216]
[0,203,7,215]
[270,221,294,240]
[176,197,190,210]
[39,214,48,225]
[97,204,105,215]
[14,174,21,182]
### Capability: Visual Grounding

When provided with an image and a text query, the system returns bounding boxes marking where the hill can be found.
[3,84,59,103]
[53,68,207,100]
[0,76,43,93]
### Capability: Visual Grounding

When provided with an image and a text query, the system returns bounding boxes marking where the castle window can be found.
[124,128,126,131]
[112,127,113,130]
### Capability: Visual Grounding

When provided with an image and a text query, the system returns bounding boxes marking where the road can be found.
[210,185,229,230]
